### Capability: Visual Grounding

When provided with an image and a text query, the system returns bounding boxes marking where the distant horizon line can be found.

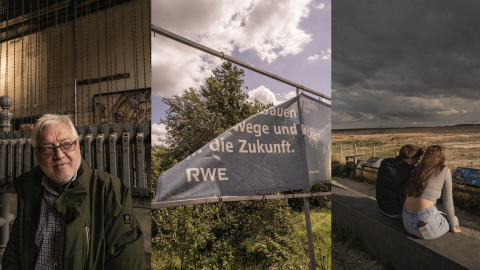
[332,123,480,131]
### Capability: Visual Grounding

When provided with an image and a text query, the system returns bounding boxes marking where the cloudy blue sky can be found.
[333,1,480,129]
[151,0,331,145]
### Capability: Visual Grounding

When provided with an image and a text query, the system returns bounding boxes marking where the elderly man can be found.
[375,144,424,219]
[2,114,148,269]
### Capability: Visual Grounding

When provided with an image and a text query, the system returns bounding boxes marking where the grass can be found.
[151,207,332,270]
[452,184,480,215]
[332,223,393,269]
[332,140,387,147]
[332,222,364,251]
[290,209,332,269]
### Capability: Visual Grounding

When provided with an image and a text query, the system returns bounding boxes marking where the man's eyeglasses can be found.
[35,141,78,156]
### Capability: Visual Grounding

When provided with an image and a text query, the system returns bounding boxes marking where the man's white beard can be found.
[40,159,81,187]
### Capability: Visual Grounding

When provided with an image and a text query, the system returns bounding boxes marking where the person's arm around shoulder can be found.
[443,167,461,233]
[104,178,149,270]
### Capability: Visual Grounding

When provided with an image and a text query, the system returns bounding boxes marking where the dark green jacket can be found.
[2,160,149,270]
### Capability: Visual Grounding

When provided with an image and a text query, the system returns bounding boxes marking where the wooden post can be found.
[373,147,376,157]
[354,144,358,165]
[361,164,365,179]
[340,144,343,163]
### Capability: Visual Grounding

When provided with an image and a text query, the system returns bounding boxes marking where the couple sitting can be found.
[375,144,461,239]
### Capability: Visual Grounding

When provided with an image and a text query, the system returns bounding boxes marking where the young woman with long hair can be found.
[403,145,461,239]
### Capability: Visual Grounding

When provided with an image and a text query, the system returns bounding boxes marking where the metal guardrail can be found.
[0,122,151,208]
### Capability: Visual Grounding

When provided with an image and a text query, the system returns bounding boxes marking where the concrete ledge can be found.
[333,185,480,270]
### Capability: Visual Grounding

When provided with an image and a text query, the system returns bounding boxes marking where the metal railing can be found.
[151,25,331,270]
[151,25,331,102]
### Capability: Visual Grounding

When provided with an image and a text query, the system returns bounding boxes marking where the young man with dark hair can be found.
[375,144,424,218]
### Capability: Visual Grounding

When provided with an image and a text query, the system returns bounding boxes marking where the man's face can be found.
[35,123,81,186]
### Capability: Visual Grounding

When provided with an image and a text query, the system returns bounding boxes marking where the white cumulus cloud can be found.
[248,86,279,105]
[306,48,331,64]
[313,1,331,11]
[321,49,331,60]
[151,37,217,97]
[306,54,320,63]
[248,87,302,105]
[285,91,297,100]
[152,0,313,97]
[151,123,167,146]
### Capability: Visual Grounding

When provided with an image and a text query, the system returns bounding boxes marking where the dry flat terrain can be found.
[332,125,480,171]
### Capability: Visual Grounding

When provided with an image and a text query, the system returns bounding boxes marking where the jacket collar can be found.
[55,159,91,224]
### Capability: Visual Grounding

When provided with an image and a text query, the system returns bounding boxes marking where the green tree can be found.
[160,61,268,163]
[152,61,269,196]
[152,62,329,269]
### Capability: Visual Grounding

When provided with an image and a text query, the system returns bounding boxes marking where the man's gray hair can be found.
[30,114,79,147]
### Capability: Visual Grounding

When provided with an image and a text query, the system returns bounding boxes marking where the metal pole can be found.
[295,87,316,269]
[153,25,330,268]
[303,194,316,269]
[152,192,331,209]
[73,3,78,126]
[0,95,12,247]
[151,25,331,101]
[1,194,9,246]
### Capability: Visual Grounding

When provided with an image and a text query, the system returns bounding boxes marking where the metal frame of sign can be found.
[151,25,331,269]
[152,192,332,209]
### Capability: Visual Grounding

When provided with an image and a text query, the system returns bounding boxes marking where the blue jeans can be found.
[402,205,458,239]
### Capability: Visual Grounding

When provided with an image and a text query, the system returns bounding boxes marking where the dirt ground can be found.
[332,125,480,171]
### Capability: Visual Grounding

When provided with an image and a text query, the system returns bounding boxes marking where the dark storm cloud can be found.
[333,1,480,128]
